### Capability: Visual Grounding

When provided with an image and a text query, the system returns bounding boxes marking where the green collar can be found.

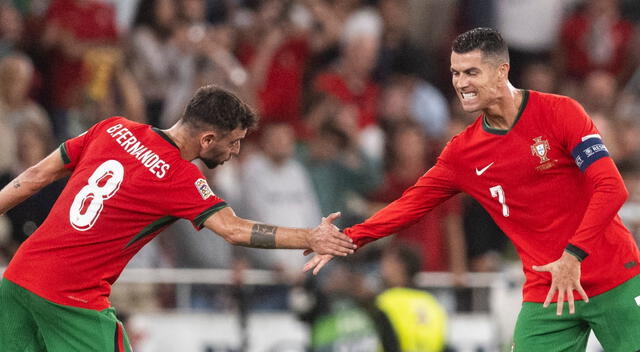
[482,90,529,135]
[152,127,180,150]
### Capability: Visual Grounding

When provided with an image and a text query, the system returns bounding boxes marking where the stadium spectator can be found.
[239,122,322,280]
[378,74,451,141]
[375,243,449,352]
[299,98,381,228]
[0,2,25,58]
[0,53,51,173]
[375,0,434,83]
[128,0,179,127]
[236,1,312,136]
[40,0,119,140]
[558,0,636,83]
[494,0,571,86]
[312,7,384,161]
[519,61,558,94]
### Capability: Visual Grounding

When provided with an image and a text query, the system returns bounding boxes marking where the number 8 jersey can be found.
[344,90,640,303]
[4,117,228,310]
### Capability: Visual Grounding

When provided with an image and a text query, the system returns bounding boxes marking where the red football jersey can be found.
[4,117,227,310]
[346,90,640,302]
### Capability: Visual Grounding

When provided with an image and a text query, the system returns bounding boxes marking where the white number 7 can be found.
[490,185,509,217]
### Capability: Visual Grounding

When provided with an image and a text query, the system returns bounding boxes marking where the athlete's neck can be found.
[162,122,199,161]
[483,83,523,130]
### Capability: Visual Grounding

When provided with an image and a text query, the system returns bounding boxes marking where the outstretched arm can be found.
[0,150,70,215]
[203,208,356,256]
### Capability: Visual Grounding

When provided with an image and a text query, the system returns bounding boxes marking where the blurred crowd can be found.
[1,0,640,327]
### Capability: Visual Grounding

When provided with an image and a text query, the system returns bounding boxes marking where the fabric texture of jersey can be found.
[345,90,640,303]
[4,117,227,310]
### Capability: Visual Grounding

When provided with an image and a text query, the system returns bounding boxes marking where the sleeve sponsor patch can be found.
[195,178,214,200]
[571,135,609,172]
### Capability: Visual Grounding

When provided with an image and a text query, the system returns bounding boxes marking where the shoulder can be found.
[528,90,579,108]
[445,116,483,149]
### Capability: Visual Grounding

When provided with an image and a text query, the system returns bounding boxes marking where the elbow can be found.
[617,178,629,205]
[218,218,246,246]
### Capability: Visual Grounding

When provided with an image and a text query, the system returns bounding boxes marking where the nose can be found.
[454,75,468,90]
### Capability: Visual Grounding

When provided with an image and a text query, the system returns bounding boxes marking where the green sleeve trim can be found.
[194,202,228,229]
[565,244,588,262]
[59,143,71,165]
[125,215,179,248]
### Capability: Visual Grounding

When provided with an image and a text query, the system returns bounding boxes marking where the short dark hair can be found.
[182,85,258,133]
[386,243,423,281]
[452,27,509,64]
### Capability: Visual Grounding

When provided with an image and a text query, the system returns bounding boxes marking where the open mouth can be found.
[461,92,477,100]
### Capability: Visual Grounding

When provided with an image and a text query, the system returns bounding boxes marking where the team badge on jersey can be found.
[195,178,213,200]
[531,136,550,163]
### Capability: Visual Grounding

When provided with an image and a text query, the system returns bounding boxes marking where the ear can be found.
[498,62,510,80]
[201,130,217,147]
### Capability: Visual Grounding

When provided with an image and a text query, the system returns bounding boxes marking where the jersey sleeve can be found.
[556,97,610,172]
[169,164,228,230]
[345,144,460,248]
[555,97,627,260]
[60,117,120,170]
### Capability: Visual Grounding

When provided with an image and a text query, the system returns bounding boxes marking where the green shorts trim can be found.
[0,278,131,352]
[513,274,640,352]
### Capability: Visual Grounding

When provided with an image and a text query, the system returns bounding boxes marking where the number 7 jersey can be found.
[4,117,228,310]
[345,90,640,303]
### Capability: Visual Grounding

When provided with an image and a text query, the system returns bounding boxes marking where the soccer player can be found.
[305,28,640,351]
[0,85,356,351]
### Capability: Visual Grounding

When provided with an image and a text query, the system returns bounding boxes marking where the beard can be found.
[200,157,222,169]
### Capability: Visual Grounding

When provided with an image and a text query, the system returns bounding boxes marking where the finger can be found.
[329,237,358,249]
[576,285,589,303]
[567,289,575,314]
[303,249,313,256]
[329,244,353,256]
[313,256,332,275]
[331,232,354,244]
[322,212,342,225]
[531,265,549,272]
[543,285,555,308]
[556,289,564,316]
[303,256,320,273]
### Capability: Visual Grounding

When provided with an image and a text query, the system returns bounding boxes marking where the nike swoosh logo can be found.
[475,162,494,176]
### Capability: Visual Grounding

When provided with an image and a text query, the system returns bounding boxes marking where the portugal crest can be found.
[531,136,550,163]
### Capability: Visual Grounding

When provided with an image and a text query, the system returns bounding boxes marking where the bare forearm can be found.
[204,208,310,249]
[0,150,69,215]
[0,170,54,214]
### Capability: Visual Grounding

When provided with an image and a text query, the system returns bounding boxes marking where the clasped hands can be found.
[305,212,354,275]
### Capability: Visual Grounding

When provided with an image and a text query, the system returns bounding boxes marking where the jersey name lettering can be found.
[106,123,170,178]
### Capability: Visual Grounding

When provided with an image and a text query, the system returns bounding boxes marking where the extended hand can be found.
[532,251,589,315]
[308,212,356,256]
[303,253,335,275]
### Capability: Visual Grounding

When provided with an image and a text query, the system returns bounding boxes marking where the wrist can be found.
[564,243,588,262]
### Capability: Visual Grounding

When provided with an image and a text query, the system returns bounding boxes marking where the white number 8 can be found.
[69,160,124,231]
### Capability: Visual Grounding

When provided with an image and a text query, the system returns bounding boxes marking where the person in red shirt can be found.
[305,28,640,351]
[0,85,356,351]
[41,0,119,139]
[558,0,635,82]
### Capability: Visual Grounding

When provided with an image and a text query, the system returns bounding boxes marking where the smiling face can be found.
[450,49,508,113]
[198,128,247,169]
